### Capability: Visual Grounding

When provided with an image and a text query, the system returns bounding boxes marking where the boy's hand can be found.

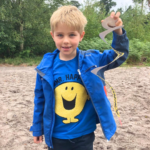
[101,12,123,35]
[33,136,43,144]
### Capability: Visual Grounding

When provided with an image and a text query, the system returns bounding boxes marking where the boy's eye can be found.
[57,34,63,37]
[70,34,75,37]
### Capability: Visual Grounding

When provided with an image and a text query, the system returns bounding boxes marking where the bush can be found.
[79,37,150,65]
[19,49,31,58]
[126,49,141,64]
[126,39,150,64]
[79,37,111,52]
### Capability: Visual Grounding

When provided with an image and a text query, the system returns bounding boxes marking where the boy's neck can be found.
[59,51,77,61]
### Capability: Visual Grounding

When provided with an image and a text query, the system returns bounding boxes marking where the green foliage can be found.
[79,37,111,51]
[19,49,31,58]
[127,39,150,64]
[121,4,150,41]
[69,0,81,8]
[79,38,150,65]
[0,56,42,66]
[0,0,150,67]
[100,0,116,15]
[0,0,67,58]
[1,38,150,66]
[81,0,107,40]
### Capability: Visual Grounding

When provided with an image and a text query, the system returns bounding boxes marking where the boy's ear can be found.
[80,31,85,42]
[50,31,54,39]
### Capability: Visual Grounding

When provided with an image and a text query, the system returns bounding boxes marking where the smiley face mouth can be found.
[61,94,77,110]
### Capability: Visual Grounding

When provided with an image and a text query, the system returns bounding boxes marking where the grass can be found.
[0,57,150,67]
[0,56,42,66]
[120,61,150,67]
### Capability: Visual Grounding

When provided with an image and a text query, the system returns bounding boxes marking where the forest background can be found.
[0,0,150,66]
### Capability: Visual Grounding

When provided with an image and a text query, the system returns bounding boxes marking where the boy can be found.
[30,5,129,150]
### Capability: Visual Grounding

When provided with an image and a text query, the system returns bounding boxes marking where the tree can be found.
[100,0,116,15]
[0,0,68,58]
[116,8,124,14]
[132,0,144,12]
[121,4,148,40]
[70,0,81,8]
[132,0,150,12]
[81,0,106,40]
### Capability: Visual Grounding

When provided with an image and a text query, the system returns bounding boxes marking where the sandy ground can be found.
[0,66,150,150]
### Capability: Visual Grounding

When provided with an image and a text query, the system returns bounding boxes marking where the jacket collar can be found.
[36,49,59,72]
[36,47,83,74]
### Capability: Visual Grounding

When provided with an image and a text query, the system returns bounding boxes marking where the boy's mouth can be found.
[62,46,71,49]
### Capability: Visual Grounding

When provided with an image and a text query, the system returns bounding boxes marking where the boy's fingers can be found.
[115,18,123,26]
[110,12,115,18]
[114,12,121,20]
[39,136,43,143]
[34,136,41,144]
[101,20,104,23]
[34,137,38,143]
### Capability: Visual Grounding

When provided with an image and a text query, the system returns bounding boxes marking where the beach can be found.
[0,66,150,150]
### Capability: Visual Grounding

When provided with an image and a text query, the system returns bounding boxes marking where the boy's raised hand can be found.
[33,136,43,144]
[101,12,123,35]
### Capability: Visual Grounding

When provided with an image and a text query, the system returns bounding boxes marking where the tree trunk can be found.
[148,0,150,6]
[20,23,24,51]
[141,0,144,12]
[18,0,24,51]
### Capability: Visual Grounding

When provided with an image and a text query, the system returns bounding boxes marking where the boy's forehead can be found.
[54,29,77,33]
[54,23,78,33]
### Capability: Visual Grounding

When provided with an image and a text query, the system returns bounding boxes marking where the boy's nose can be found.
[63,37,69,43]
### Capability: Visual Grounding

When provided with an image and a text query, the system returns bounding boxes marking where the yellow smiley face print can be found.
[55,82,90,124]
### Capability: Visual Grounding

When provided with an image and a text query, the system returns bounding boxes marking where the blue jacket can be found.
[30,29,129,148]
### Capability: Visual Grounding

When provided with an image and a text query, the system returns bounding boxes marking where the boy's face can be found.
[50,23,85,60]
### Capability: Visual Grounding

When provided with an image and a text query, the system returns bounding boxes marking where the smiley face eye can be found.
[65,87,68,90]
[71,87,74,90]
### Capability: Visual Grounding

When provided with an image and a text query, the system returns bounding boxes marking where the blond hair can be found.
[50,5,87,34]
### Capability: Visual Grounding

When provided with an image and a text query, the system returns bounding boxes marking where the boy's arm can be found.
[30,73,45,136]
[99,28,129,70]
[99,12,129,70]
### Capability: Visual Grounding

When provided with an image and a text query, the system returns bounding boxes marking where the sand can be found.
[0,66,150,150]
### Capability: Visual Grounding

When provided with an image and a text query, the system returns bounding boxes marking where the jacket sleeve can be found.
[99,28,129,71]
[30,73,45,136]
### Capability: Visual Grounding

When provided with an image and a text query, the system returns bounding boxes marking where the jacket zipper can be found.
[77,68,106,139]
[85,65,97,73]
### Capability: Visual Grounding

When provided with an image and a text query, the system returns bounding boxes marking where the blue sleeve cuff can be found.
[112,28,126,48]
[32,130,43,137]
[30,123,43,136]
[30,123,43,131]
